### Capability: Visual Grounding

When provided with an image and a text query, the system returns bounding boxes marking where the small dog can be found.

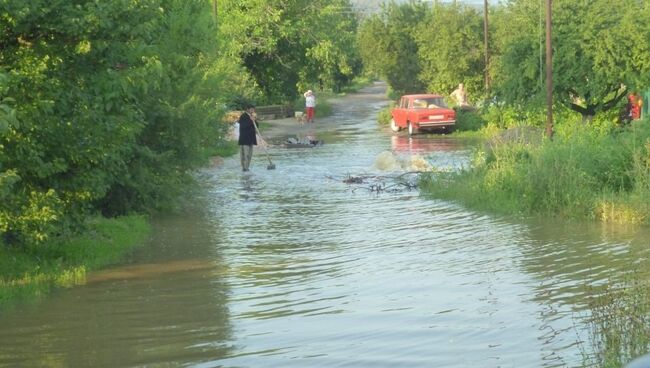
[294,111,306,125]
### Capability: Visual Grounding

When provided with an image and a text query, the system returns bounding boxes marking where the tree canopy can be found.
[492,0,650,120]
[0,0,364,246]
[217,0,361,102]
[0,0,229,244]
[358,0,650,122]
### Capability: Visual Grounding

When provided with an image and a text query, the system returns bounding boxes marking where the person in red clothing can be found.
[303,90,316,123]
[628,92,643,120]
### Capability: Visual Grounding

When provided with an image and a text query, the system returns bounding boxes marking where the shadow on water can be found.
[518,218,650,307]
[0,206,236,368]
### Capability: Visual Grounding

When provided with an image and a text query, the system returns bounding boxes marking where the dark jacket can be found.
[238,112,258,146]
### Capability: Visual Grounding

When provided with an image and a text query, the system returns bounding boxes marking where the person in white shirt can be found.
[303,90,316,123]
[450,83,469,107]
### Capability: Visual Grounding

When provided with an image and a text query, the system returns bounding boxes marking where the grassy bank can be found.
[0,215,150,307]
[420,120,650,224]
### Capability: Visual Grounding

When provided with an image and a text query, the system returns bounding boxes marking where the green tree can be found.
[218,0,361,102]
[414,2,485,100]
[492,0,650,121]
[0,0,230,244]
[356,1,427,95]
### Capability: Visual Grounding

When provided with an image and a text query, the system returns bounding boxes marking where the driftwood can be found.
[327,172,425,193]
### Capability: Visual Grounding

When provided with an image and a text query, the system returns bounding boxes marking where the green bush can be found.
[421,119,650,222]
[454,109,486,131]
[0,0,232,244]
[377,105,394,126]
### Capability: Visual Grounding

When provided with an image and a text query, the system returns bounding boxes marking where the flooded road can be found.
[2,83,650,367]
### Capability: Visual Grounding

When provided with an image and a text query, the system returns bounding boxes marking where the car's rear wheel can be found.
[390,118,400,132]
[408,122,418,136]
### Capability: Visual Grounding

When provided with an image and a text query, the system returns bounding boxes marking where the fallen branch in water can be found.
[326,171,428,185]
[351,182,418,193]
[323,172,423,193]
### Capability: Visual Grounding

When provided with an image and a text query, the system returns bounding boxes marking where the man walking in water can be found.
[238,104,258,171]
[304,90,316,123]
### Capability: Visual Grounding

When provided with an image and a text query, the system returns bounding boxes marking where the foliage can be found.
[356,1,427,95]
[218,0,361,103]
[454,109,487,131]
[0,0,230,245]
[377,105,394,126]
[421,120,650,222]
[414,2,485,99]
[491,0,650,120]
[211,140,238,158]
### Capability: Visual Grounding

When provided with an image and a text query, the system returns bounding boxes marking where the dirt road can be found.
[257,81,388,142]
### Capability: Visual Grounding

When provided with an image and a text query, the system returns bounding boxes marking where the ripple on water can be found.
[3,84,650,368]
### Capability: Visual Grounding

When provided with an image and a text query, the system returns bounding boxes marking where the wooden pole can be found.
[483,0,490,92]
[545,0,553,139]
[212,0,217,25]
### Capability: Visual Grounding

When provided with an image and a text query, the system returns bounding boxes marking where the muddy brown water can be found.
[2,82,650,367]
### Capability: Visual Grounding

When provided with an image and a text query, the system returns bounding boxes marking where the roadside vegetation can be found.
[580,276,650,367]
[0,0,361,305]
[421,119,650,224]
[0,215,149,307]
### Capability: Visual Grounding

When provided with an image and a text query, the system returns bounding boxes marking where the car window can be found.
[422,97,448,109]
[412,99,428,109]
[400,98,408,108]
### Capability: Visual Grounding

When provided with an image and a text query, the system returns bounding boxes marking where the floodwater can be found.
[2,83,650,368]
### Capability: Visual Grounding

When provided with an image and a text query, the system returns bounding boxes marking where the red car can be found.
[390,94,456,135]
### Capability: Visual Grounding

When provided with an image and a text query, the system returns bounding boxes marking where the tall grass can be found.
[421,120,650,223]
[580,276,650,367]
[0,215,150,307]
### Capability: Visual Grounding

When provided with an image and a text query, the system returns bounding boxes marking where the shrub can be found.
[454,109,486,131]
[377,105,393,126]
[421,119,650,222]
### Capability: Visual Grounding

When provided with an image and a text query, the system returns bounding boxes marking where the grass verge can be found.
[0,215,150,308]
[420,120,650,224]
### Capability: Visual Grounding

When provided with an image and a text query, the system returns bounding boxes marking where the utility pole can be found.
[212,0,218,25]
[545,0,553,139]
[483,0,490,92]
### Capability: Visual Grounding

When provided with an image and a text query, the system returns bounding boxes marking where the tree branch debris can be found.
[327,172,425,193]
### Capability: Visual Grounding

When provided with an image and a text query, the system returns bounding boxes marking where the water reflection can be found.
[519,218,650,308]
[390,134,463,153]
[0,212,234,368]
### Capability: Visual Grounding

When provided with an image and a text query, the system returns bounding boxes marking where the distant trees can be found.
[218,0,361,102]
[492,0,650,121]
[357,0,650,121]
[357,1,428,96]
[415,2,484,99]
[357,1,483,97]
